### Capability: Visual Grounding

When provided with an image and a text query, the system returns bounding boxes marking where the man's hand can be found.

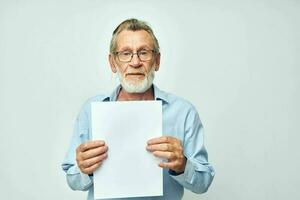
[76,140,108,175]
[146,136,186,173]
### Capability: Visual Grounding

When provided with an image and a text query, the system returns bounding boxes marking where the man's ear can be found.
[154,53,161,71]
[109,54,117,73]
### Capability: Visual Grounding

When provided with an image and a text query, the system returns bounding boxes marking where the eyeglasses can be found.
[114,50,155,62]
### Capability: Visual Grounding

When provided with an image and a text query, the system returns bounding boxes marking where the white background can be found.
[0,0,299,199]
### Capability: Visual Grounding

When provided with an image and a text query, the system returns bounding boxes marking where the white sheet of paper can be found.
[91,101,163,199]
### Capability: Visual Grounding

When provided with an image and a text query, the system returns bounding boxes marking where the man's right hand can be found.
[76,140,108,175]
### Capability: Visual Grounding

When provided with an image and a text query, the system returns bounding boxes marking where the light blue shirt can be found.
[62,84,215,200]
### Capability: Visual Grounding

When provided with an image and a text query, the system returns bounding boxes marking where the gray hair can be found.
[110,18,160,54]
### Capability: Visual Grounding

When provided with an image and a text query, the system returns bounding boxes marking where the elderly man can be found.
[62,18,214,200]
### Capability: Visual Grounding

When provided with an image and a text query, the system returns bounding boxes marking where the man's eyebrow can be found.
[118,46,132,52]
[118,45,153,52]
[137,45,152,51]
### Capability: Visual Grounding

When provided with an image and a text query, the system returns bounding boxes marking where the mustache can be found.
[125,70,146,75]
[117,66,156,77]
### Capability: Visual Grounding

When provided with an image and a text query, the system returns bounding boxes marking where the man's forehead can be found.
[116,30,154,50]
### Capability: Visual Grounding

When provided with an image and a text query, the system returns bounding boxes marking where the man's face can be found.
[109,30,160,93]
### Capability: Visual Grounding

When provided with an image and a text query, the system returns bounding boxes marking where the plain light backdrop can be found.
[0,0,299,199]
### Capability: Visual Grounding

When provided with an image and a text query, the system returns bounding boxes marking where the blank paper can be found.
[91,101,163,199]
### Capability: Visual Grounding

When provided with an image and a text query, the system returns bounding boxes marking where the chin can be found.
[125,78,144,86]
[117,68,155,93]
[121,80,151,93]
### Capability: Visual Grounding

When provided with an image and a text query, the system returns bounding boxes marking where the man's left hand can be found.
[146,136,186,174]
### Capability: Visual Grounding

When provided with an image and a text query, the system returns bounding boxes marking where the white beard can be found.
[117,67,155,93]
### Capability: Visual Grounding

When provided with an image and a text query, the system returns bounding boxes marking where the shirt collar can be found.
[100,84,169,104]
[153,84,169,104]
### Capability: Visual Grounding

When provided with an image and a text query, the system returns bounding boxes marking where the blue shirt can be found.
[62,85,215,200]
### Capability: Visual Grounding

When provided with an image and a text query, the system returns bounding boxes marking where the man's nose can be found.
[129,54,142,67]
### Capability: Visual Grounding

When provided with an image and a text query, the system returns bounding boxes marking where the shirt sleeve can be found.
[61,103,93,191]
[169,106,215,194]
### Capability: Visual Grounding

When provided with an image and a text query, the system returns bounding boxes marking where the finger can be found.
[81,145,108,160]
[79,140,105,152]
[146,143,172,152]
[81,162,102,175]
[152,151,175,160]
[147,136,176,145]
[158,161,176,170]
[81,153,108,168]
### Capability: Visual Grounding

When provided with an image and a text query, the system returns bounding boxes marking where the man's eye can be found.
[121,52,132,56]
[139,51,148,55]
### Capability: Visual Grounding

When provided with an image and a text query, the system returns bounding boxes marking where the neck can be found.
[117,85,155,101]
